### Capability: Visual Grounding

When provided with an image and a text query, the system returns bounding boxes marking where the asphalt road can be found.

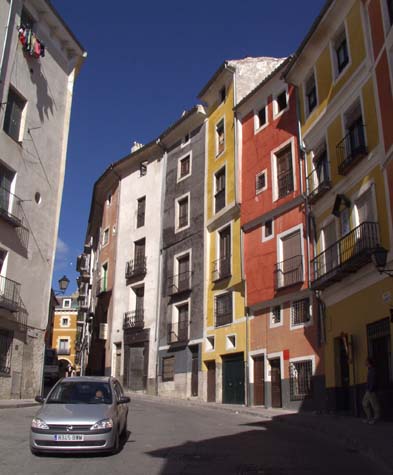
[0,397,388,475]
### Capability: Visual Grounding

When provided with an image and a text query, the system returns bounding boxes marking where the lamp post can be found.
[55,275,70,295]
[371,245,393,277]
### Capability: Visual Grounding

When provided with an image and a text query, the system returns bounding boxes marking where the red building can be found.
[236,59,325,410]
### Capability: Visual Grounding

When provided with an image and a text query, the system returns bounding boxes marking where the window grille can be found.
[289,359,313,400]
[0,329,13,375]
[215,293,232,327]
[291,298,310,326]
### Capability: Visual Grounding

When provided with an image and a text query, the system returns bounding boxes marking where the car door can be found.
[113,380,127,432]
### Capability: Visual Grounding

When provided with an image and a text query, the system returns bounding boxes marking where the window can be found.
[219,86,226,103]
[255,106,267,130]
[0,163,15,216]
[176,195,189,230]
[58,338,70,355]
[134,285,144,318]
[388,0,393,25]
[278,229,303,288]
[262,219,274,241]
[206,335,215,351]
[168,303,189,343]
[162,356,175,382]
[134,238,146,265]
[340,207,350,236]
[215,292,232,327]
[3,87,26,142]
[275,145,294,199]
[182,133,190,147]
[312,144,329,192]
[0,329,13,375]
[291,298,311,326]
[106,193,112,206]
[140,161,147,176]
[214,226,231,280]
[61,317,69,327]
[289,359,313,400]
[215,167,226,213]
[137,196,146,228]
[305,72,317,115]
[355,188,374,225]
[102,228,109,246]
[0,249,7,274]
[100,263,108,292]
[177,253,190,292]
[342,101,366,166]
[216,119,225,156]
[271,305,281,326]
[226,334,236,350]
[256,170,267,194]
[276,90,287,115]
[178,154,191,181]
[334,28,349,76]
[62,299,71,308]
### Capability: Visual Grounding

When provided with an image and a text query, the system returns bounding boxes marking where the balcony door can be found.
[323,221,338,274]
[135,286,144,317]
[177,254,190,291]
[355,189,376,249]
[219,226,231,277]
[134,239,145,265]
[0,164,14,213]
[281,230,301,287]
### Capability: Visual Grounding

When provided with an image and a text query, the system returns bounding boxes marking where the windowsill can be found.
[215,150,225,159]
[254,122,269,135]
[3,130,23,146]
[332,61,351,85]
[177,173,191,183]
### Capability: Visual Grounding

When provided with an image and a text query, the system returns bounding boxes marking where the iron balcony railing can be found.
[0,275,21,313]
[306,162,331,203]
[167,320,189,344]
[125,257,147,280]
[277,169,294,199]
[57,348,71,355]
[275,255,303,289]
[336,122,367,175]
[76,254,90,280]
[0,185,24,228]
[123,309,144,330]
[311,221,379,290]
[212,256,231,282]
[167,271,191,296]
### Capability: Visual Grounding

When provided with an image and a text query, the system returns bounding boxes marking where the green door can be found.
[222,353,245,404]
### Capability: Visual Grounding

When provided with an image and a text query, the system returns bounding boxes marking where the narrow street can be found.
[0,398,388,475]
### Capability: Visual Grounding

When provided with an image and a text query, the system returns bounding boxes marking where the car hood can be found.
[36,403,114,425]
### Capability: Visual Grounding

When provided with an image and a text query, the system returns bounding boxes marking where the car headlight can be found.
[31,418,49,430]
[90,418,113,430]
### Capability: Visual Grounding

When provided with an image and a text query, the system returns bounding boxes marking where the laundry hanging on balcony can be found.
[18,26,45,58]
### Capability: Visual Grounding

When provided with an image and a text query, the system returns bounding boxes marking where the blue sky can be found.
[51,0,326,293]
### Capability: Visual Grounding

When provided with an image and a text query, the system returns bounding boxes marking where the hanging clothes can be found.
[18,25,45,59]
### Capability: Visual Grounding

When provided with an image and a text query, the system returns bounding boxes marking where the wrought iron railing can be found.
[167,320,189,344]
[168,271,191,295]
[125,257,146,280]
[275,255,303,289]
[306,162,331,203]
[289,360,313,401]
[336,122,367,175]
[311,221,379,289]
[123,309,144,330]
[277,169,294,199]
[0,185,24,227]
[0,275,21,312]
[212,256,231,282]
[215,293,233,327]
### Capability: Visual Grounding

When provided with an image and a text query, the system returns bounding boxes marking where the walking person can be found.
[362,357,380,424]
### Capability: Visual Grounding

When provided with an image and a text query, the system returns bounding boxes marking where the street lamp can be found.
[55,275,70,295]
[371,245,393,277]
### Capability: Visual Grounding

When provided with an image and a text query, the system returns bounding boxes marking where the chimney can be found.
[131,141,143,153]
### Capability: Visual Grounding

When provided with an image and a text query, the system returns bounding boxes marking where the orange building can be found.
[236,60,324,410]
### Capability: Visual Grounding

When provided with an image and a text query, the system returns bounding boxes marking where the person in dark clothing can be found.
[362,357,380,424]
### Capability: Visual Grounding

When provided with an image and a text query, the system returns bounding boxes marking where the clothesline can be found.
[18,24,45,59]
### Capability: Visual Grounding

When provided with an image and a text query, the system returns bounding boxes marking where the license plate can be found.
[54,434,84,442]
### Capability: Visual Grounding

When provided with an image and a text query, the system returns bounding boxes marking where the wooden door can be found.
[191,349,199,397]
[223,353,245,404]
[253,356,265,406]
[270,358,282,408]
[206,361,216,402]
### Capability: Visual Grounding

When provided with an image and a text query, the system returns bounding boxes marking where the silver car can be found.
[30,376,129,455]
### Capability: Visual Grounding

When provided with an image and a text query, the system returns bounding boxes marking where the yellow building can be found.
[52,295,80,377]
[198,57,284,403]
[285,0,393,416]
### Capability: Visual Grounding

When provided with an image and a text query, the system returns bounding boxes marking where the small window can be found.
[140,161,147,176]
[206,336,215,351]
[219,86,226,103]
[58,338,70,354]
[106,193,112,206]
[271,305,281,326]
[275,145,294,199]
[0,163,15,215]
[176,195,189,230]
[102,228,109,246]
[182,133,190,146]
[257,107,267,129]
[256,170,267,194]
[178,154,191,180]
[305,72,317,115]
[334,28,349,76]
[137,196,146,228]
[289,359,313,400]
[62,299,71,308]
[263,219,274,241]
[3,87,26,142]
[0,329,13,375]
[61,317,69,327]
[340,207,350,236]
[276,90,287,114]
[215,292,232,327]
[215,167,226,213]
[226,335,236,350]
[291,298,311,326]
[162,356,175,382]
[216,119,225,156]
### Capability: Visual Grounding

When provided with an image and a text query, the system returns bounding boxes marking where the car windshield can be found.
[46,381,112,404]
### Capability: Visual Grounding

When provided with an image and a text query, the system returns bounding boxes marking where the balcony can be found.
[78,296,89,310]
[168,271,191,296]
[125,257,146,280]
[277,170,294,199]
[212,256,231,282]
[123,309,144,330]
[336,123,367,175]
[76,254,90,282]
[57,348,70,355]
[96,277,107,296]
[0,186,25,228]
[0,275,21,312]
[307,163,331,204]
[311,221,379,290]
[167,320,189,344]
[275,255,303,290]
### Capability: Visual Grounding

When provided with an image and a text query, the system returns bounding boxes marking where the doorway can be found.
[222,353,245,404]
[270,358,282,408]
[253,355,265,406]
[206,361,216,402]
[191,347,199,397]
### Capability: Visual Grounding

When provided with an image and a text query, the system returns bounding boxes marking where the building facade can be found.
[0,0,85,398]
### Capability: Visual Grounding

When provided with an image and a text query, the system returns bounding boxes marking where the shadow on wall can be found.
[29,60,55,123]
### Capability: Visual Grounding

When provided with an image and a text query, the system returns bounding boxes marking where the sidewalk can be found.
[0,398,38,409]
[129,393,393,473]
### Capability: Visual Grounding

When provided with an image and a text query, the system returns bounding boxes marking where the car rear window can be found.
[47,382,112,404]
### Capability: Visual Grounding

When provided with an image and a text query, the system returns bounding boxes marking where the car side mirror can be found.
[35,395,45,404]
[118,396,130,404]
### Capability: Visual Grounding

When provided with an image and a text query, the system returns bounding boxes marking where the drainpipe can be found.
[0,0,15,109]
[241,227,250,406]
[154,139,167,396]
